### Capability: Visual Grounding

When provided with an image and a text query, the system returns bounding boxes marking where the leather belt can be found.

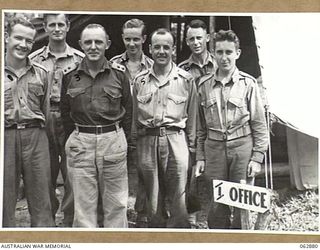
[143,126,182,137]
[50,101,60,111]
[75,123,121,135]
[6,121,42,130]
[50,101,60,106]
[207,125,252,141]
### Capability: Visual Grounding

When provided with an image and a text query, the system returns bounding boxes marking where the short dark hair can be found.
[150,28,175,45]
[80,23,109,40]
[6,16,36,36]
[186,19,207,32]
[122,18,146,36]
[212,29,240,50]
[43,13,69,25]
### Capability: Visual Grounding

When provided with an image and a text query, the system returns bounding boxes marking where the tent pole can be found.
[266,109,274,190]
[264,152,269,189]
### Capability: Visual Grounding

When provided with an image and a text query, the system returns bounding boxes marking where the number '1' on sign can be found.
[213,180,271,213]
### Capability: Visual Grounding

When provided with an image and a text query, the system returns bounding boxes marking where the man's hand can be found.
[247,160,262,178]
[195,160,205,177]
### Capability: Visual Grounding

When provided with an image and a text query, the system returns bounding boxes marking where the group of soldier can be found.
[3,13,268,229]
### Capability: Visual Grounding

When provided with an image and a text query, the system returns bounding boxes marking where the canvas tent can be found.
[252,14,319,190]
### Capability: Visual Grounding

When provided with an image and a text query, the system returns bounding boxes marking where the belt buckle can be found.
[222,132,227,140]
[96,125,103,135]
[17,124,26,129]
[159,127,166,137]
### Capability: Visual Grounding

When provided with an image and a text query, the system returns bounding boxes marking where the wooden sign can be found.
[213,180,271,213]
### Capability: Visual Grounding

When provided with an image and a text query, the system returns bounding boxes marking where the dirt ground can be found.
[14,170,319,231]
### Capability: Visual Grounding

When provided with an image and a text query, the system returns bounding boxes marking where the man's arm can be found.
[248,79,269,164]
[39,69,51,127]
[120,73,133,143]
[185,77,197,154]
[195,91,207,176]
[60,74,74,141]
[131,79,139,148]
[196,91,207,162]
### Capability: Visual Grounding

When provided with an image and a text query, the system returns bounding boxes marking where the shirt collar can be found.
[187,51,214,67]
[213,67,240,86]
[120,51,148,66]
[78,57,110,74]
[149,62,178,82]
[5,57,35,76]
[43,43,74,58]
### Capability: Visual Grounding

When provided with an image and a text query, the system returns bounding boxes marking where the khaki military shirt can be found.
[61,57,132,139]
[132,63,197,151]
[178,51,216,88]
[4,59,50,128]
[196,68,268,163]
[29,44,84,104]
[110,52,153,93]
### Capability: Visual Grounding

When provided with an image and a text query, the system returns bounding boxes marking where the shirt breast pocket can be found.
[137,92,153,120]
[67,87,86,98]
[102,87,122,115]
[166,93,187,120]
[228,97,249,125]
[28,82,44,111]
[200,98,219,126]
[67,87,86,107]
[4,83,14,111]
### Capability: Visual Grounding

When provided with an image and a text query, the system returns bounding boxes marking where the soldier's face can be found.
[149,33,175,66]
[186,27,209,55]
[122,27,146,56]
[214,40,241,74]
[5,24,36,61]
[79,27,111,62]
[45,14,70,42]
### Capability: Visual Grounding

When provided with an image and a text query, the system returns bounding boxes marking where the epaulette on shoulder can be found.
[135,69,149,80]
[198,73,214,87]
[111,61,126,72]
[62,62,79,75]
[178,59,189,68]
[239,71,256,82]
[29,46,46,60]
[177,67,193,81]
[145,56,154,64]
[32,61,48,72]
[110,54,122,62]
[73,49,85,58]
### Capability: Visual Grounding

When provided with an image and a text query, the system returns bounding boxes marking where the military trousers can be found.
[204,135,253,229]
[65,128,128,228]
[47,107,73,226]
[136,130,190,228]
[3,127,55,227]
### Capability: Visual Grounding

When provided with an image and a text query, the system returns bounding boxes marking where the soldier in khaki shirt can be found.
[132,28,197,228]
[29,13,84,226]
[178,19,217,227]
[110,19,153,227]
[3,16,54,227]
[178,19,216,88]
[196,30,268,229]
